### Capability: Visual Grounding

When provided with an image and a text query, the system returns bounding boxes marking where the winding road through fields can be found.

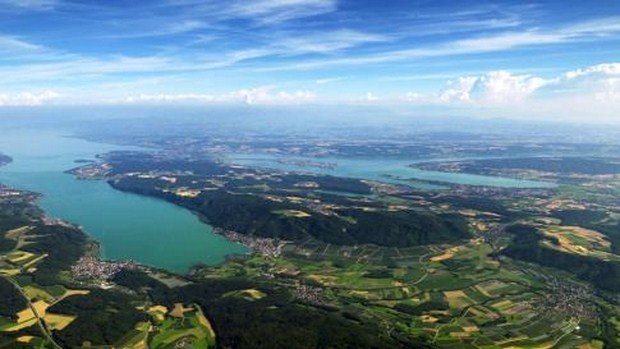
[2,276,63,349]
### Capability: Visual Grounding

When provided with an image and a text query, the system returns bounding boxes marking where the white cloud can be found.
[274,29,390,54]
[315,77,345,85]
[230,0,336,24]
[439,76,479,102]
[0,35,41,53]
[103,20,208,39]
[258,17,620,72]
[409,63,620,105]
[0,0,58,10]
[237,86,316,104]
[123,86,316,105]
[400,63,620,123]
[364,92,380,102]
[596,78,620,102]
[557,63,620,102]
[561,17,620,36]
[474,71,548,103]
[401,92,428,103]
[0,90,60,106]
[563,63,620,79]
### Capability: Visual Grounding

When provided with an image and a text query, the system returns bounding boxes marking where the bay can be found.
[0,130,247,273]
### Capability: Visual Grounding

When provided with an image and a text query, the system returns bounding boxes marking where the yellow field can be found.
[542,225,616,260]
[496,335,529,346]
[5,288,89,334]
[444,290,474,309]
[23,285,54,302]
[16,336,35,343]
[148,305,169,321]
[350,290,370,298]
[468,305,501,321]
[5,226,34,248]
[16,300,49,323]
[462,325,479,333]
[44,313,76,331]
[22,253,48,269]
[6,251,35,263]
[2,318,37,332]
[430,252,454,262]
[0,268,20,276]
[5,226,33,239]
[273,209,311,218]
[46,288,90,306]
[475,280,509,297]
[420,315,439,323]
[59,289,90,299]
[175,188,201,197]
[308,274,337,286]
[241,288,267,300]
[577,340,605,349]
[195,305,216,339]
[490,300,514,314]
[430,246,464,262]
[170,303,194,318]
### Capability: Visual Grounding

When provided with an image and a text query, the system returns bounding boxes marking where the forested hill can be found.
[110,176,471,247]
[93,151,472,247]
[502,224,620,292]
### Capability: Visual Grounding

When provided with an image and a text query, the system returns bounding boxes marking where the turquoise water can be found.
[226,153,556,189]
[0,130,247,273]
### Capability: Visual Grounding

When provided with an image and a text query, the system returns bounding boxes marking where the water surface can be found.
[0,130,247,273]
[226,153,556,189]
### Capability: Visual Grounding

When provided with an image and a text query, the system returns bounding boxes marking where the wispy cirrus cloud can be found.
[0,35,41,53]
[146,0,336,26]
[315,77,347,85]
[0,0,58,11]
[272,29,390,54]
[101,20,209,39]
[255,16,620,71]
[0,27,388,83]
[228,0,337,24]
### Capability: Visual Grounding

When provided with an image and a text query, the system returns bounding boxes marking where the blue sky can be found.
[0,0,619,122]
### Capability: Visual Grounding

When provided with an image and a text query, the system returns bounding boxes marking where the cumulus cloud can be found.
[237,86,316,104]
[439,76,479,102]
[423,63,620,105]
[564,63,620,79]
[401,62,620,123]
[0,90,60,106]
[474,71,548,103]
[595,78,620,102]
[437,72,548,104]
[123,86,316,105]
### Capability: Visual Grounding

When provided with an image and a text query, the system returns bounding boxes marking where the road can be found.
[2,275,63,349]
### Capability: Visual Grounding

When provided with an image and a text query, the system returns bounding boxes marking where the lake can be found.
[0,130,247,273]
[225,153,556,189]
